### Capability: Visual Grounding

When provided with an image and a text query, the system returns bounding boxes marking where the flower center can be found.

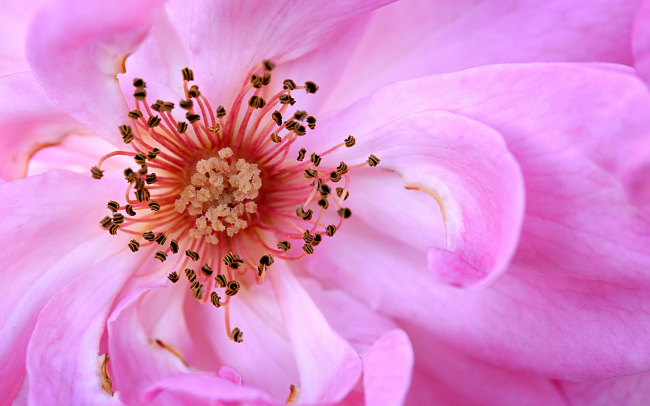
[91,61,380,343]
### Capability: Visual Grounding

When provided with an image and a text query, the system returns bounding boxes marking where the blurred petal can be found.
[0,0,48,75]
[633,0,650,87]
[26,0,165,143]
[560,371,650,406]
[0,171,127,400]
[363,330,413,406]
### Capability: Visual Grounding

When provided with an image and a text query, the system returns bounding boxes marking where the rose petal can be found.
[25,0,165,143]
[633,0,650,87]
[0,0,48,75]
[560,371,650,406]
[363,330,413,406]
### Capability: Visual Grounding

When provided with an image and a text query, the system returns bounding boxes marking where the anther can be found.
[326,225,337,237]
[310,153,321,167]
[112,213,125,224]
[188,85,200,98]
[133,87,147,100]
[294,110,307,121]
[134,153,147,165]
[179,99,194,109]
[336,161,349,175]
[367,154,381,167]
[248,95,266,109]
[272,111,283,125]
[154,232,167,245]
[138,164,148,175]
[150,101,162,112]
[279,94,296,105]
[318,182,331,196]
[124,168,136,182]
[128,239,140,252]
[293,125,306,136]
[263,59,276,71]
[223,252,244,269]
[225,280,240,296]
[306,116,317,129]
[304,81,319,94]
[344,135,356,147]
[99,216,112,228]
[177,122,188,133]
[121,131,133,144]
[168,272,180,283]
[297,148,306,161]
[302,244,314,254]
[317,198,329,209]
[215,274,227,288]
[162,101,174,111]
[231,327,244,343]
[181,67,194,81]
[185,250,200,261]
[128,109,143,120]
[251,73,271,88]
[190,282,204,299]
[304,168,317,179]
[210,292,222,308]
[135,188,151,202]
[169,239,179,254]
[285,120,297,131]
[283,79,296,90]
[277,241,291,252]
[201,264,213,276]
[336,187,349,200]
[337,207,352,219]
[91,166,104,179]
[143,231,156,241]
[312,234,322,246]
[155,251,167,262]
[186,113,201,123]
[296,206,313,221]
[270,133,282,143]
[108,223,119,235]
[303,230,315,244]
[147,148,161,160]
[329,171,342,182]
[133,78,145,87]
[133,177,145,190]
[125,204,136,216]
[107,200,120,213]
[216,106,226,118]
[185,268,197,282]
[148,201,161,212]
[146,173,157,184]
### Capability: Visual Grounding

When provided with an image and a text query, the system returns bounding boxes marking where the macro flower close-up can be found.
[1,0,650,405]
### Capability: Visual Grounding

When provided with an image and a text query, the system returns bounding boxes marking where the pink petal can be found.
[0,171,128,400]
[310,109,525,288]
[24,251,135,405]
[187,0,394,107]
[25,0,165,143]
[328,0,642,108]
[270,269,363,404]
[0,72,87,180]
[0,0,49,75]
[363,330,413,406]
[633,0,650,87]
[560,371,650,406]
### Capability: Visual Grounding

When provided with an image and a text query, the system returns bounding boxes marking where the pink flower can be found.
[1,1,650,405]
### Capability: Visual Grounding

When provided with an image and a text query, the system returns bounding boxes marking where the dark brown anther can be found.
[125,204,136,216]
[216,106,227,118]
[297,148,306,161]
[223,252,244,269]
[336,187,350,201]
[277,240,291,252]
[186,113,201,123]
[270,133,282,143]
[210,291,222,308]
[225,280,240,296]
[310,153,322,167]
[296,206,313,221]
[293,125,306,136]
[135,188,151,203]
[150,101,162,112]
[147,148,161,160]
[260,254,274,267]
[231,327,244,343]
[306,116,317,129]
[177,121,188,134]
[317,197,329,209]
[190,281,204,299]
[303,230,315,244]
[201,264,213,276]
[121,132,134,144]
[185,250,200,261]
[91,166,104,180]
[248,95,266,109]
[133,78,145,87]
[312,234,322,246]
[128,239,140,252]
[168,272,180,283]
[169,239,179,254]
[133,177,145,190]
[279,94,296,105]
[367,154,381,167]
[337,207,352,219]
[304,81,318,93]
[107,200,120,213]
[108,223,119,235]
[155,251,167,262]
[304,168,318,179]
[318,182,331,196]
[138,164,148,175]
[145,173,157,184]
[119,125,133,137]
[326,225,337,237]
[154,232,167,245]
[162,101,175,112]
[148,201,161,212]
[336,161,349,175]
[185,268,197,282]
[128,110,143,120]
[302,244,314,254]
[112,213,125,225]
[99,216,112,228]
[179,99,194,110]
[181,67,194,81]
[329,171,342,182]
[188,85,201,98]
[142,231,155,241]
[283,79,296,90]
[251,73,264,88]
[272,111,283,125]
[284,120,297,131]
[294,110,307,121]
[261,71,272,86]
[147,116,161,127]
[215,274,227,288]
[263,59,275,71]
[344,135,356,148]
[133,87,147,100]
[124,168,135,182]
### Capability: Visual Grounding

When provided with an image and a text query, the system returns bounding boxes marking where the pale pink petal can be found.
[187,0,394,106]
[363,330,413,406]
[0,0,48,75]
[0,171,128,400]
[310,109,525,288]
[633,0,650,87]
[0,72,88,180]
[560,371,650,406]
[328,0,642,108]
[25,251,135,405]
[25,0,165,143]
[270,269,363,404]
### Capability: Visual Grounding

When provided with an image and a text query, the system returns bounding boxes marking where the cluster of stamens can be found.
[91,60,380,343]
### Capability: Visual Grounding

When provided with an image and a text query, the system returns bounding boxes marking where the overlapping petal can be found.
[633,0,650,87]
